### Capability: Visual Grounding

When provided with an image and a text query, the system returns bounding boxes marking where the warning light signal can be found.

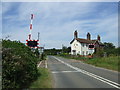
[26,40,39,48]
[89,44,95,49]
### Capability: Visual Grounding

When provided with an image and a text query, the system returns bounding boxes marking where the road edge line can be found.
[53,56,120,89]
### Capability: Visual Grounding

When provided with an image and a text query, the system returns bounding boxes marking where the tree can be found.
[62,46,67,53]
[34,48,39,57]
[62,46,71,53]
[94,48,104,57]
[2,40,39,88]
[103,42,115,50]
[67,47,71,53]
[103,42,117,56]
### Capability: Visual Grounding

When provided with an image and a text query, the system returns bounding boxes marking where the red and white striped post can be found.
[28,14,34,40]
[26,14,39,48]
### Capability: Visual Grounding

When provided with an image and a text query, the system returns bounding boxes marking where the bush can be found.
[2,40,39,89]
[41,53,46,60]
[94,49,104,57]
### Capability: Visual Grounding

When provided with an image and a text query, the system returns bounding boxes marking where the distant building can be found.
[70,31,104,55]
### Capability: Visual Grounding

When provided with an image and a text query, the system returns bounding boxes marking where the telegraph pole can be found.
[62,44,63,54]
[38,32,40,41]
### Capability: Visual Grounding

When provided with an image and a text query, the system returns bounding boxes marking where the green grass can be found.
[84,56,120,72]
[30,68,53,88]
[58,55,120,72]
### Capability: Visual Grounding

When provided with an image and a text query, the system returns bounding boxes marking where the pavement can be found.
[37,60,47,68]
[47,56,120,88]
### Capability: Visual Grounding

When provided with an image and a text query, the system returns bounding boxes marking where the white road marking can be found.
[37,61,42,68]
[52,71,80,73]
[53,56,120,89]
[45,60,48,68]
[78,60,119,73]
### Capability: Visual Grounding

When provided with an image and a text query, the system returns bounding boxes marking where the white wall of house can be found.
[71,40,94,55]
[71,39,81,55]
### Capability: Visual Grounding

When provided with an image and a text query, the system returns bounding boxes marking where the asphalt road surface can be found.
[47,56,120,88]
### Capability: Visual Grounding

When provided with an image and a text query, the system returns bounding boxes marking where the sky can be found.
[1,1,119,49]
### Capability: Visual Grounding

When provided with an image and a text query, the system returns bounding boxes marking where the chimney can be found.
[97,35,100,41]
[74,30,78,39]
[87,32,91,40]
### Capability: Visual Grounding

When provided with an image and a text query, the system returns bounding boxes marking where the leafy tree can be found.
[67,47,71,53]
[34,48,40,58]
[44,48,62,55]
[62,46,71,53]
[103,42,115,50]
[94,48,104,57]
[2,40,39,89]
[117,47,120,55]
[103,42,119,56]
[62,46,67,53]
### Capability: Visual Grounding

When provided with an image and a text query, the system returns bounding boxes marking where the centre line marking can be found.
[52,56,120,89]
[52,71,80,73]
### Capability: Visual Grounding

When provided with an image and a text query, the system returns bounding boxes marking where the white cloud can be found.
[2,2,118,48]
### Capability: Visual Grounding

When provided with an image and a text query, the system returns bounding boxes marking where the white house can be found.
[70,31,104,55]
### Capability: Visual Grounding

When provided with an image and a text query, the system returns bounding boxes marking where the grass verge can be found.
[58,55,120,72]
[30,68,53,88]
[84,56,120,72]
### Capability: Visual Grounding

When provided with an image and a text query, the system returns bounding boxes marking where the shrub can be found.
[2,40,39,89]
[94,49,104,57]
[41,53,46,60]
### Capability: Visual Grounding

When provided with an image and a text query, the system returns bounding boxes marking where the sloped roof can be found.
[70,38,101,44]
[76,38,94,44]
[70,38,95,44]
[70,38,104,46]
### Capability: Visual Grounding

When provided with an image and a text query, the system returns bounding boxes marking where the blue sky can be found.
[2,1,118,49]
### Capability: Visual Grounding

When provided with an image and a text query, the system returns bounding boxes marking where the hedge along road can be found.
[47,56,120,88]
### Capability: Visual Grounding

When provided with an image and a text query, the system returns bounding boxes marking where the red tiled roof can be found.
[70,38,97,44]
[76,38,95,44]
[70,38,104,46]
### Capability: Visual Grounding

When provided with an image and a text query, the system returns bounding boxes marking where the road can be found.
[47,56,120,88]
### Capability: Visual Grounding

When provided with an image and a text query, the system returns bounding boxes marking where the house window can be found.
[86,51,88,55]
[73,50,76,52]
[86,44,88,47]
[82,43,84,47]
[82,51,84,55]
[84,44,86,47]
